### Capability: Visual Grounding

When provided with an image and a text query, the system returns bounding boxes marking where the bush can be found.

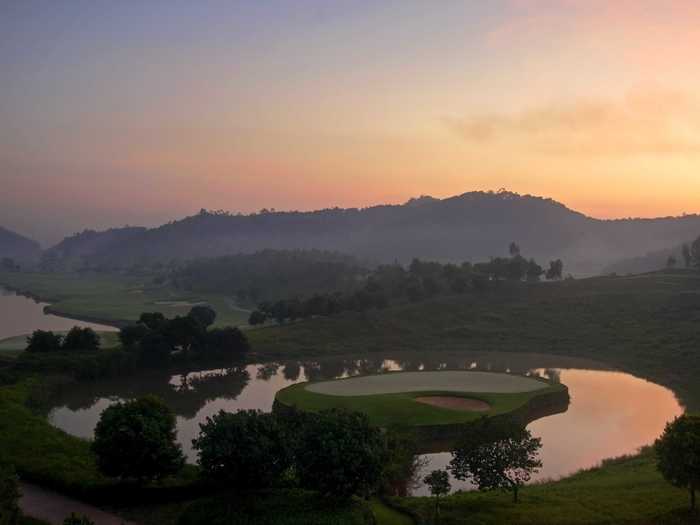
[201,328,249,359]
[92,396,185,483]
[193,410,290,489]
[62,515,94,525]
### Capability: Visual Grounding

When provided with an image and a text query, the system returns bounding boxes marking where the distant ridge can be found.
[0,226,42,265]
[43,190,700,275]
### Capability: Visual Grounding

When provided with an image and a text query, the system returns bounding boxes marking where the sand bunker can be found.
[306,370,546,396]
[414,396,491,412]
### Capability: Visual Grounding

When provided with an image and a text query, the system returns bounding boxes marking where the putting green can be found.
[306,370,547,396]
[275,370,568,429]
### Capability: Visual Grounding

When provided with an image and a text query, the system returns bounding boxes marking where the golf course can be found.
[275,370,569,428]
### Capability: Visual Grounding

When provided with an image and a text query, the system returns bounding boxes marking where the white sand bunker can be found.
[306,371,547,397]
[414,396,491,412]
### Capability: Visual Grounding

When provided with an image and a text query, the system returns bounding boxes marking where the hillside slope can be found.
[0,226,41,266]
[45,191,700,275]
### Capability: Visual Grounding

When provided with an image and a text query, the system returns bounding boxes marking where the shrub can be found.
[0,464,20,525]
[62,514,95,525]
[92,396,185,483]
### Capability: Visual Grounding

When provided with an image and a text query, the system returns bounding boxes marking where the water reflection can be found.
[0,286,117,340]
[46,352,682,495]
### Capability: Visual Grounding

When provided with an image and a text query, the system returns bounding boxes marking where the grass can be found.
[0,271,250,327]
[0,331,120,353]
[176,489,374,525]
[276,372,564,427]
[370,498,414,525]
[390,449,696,525]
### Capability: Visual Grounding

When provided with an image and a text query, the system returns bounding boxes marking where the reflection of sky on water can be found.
[47,355,682,497]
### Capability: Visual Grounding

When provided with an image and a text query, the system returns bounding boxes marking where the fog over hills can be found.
[0,226,42,265]
[33,191,700,276]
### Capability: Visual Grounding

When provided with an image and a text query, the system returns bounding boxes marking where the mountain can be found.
[0,226,42,266]
[44,191,700,275]
[602,242,693,275]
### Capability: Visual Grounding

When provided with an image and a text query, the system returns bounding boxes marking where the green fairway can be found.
[0,331,120,353]
[0,271,250,327]
[276,371,565,427]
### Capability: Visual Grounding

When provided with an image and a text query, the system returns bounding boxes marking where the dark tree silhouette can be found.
[62,327,100,352]
[424,469,451,522]
[655,415,700,512]
[25,330,63,353]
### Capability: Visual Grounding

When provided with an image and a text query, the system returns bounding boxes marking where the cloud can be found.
[445,91,700,156]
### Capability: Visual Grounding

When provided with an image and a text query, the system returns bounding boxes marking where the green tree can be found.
[188,305,217,328]
[25,330,62,353]
[203,327,250,358]
[163,315,204,357]
[667,255,678,269]
[525,259,543,282]
[0,464,20,525]
[509,242,521,257]
[193,410,290,488]
[91,396,184,483]
[655,415,700,512]
[423,469,450,523]
[62,514,95,525]
[248,309,267,325]
[545,259,564,280]
[119,323,150,350]
[691,237,700,269]
[62,327,100,352]
[139,312,166,330]
[449,421,542,503]
[138,331,173,365]
[293,409,386,499]
[381,430,427,497]
[682,243,692,267]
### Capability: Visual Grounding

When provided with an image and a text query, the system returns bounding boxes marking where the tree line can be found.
[118,306,250,365]
[248,243,565,325]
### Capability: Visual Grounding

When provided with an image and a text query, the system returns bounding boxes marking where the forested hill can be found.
[44,191,700,275]
[0,226,41,266]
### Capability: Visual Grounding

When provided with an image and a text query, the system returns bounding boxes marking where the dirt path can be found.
[20,482,137,525]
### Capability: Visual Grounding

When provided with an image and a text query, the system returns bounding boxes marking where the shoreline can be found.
[0,281,127,330]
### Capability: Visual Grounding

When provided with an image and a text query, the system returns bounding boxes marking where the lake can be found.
[0,286,118,341]
[46,351,683,496]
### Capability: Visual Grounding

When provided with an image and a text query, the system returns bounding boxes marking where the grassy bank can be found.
[0,271,250,327]
[391,449,694,525]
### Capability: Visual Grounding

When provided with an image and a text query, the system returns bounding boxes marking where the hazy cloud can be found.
[445,91,700,156]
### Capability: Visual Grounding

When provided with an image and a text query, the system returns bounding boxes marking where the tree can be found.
[188,305,217,329]
[545,259,564,280]
[293,409,386,499]
[0,464,20,525]
[682,243,692,268]
[202,327,250,358]
[138,331,173,365]
[62,515,95,525]
[139,312,166,330]
[691,237,700,268]
[163,315,204,356]
[119,323,150,350]
[655,415,700,512]
[509,242,521,257]
[248,309,267,325]
[25,330,63,353]
[449,421,542,503]
[193,410,290,488]
[381,430,428,497]
[667,255,678,269]
[424,470,450,522]
[91,396,184,483]
[525,259,543,282]
[1,258,19,272]
[62,327,100,352]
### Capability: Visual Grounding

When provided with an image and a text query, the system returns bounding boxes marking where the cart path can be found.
[20,482,137,525]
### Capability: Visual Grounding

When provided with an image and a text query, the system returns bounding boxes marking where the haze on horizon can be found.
[3,0,700,244]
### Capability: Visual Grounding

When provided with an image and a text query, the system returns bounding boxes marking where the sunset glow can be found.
[3,1,700,242]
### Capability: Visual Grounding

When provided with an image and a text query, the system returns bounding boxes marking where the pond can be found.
[46,351,683,495]
[0,286,117,341]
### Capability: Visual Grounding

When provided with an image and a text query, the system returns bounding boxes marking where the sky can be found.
[3,0,700,244]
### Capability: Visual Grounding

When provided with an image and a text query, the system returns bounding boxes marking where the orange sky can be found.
[2,1,700,242]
